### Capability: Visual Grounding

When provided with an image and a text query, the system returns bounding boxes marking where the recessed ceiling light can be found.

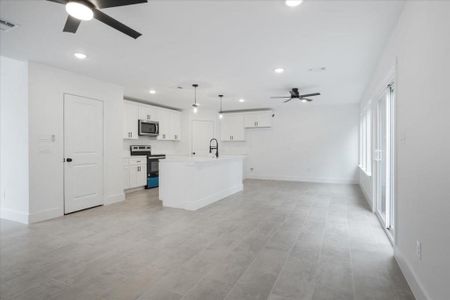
[239,98,245,103]
[285,0,303,7]
[149,90,156,94]
[74,52,87,60]
[308,67,327,72]
[65,1,94,21]
[274,68,285,74]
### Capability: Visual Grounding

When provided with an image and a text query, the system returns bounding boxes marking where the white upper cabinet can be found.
[244,111,272,128]
[156,108,170,141]
[123,100,182,141]
[220,113,245,141]
[171,110,182,141]
[138,105,158,121]
[123,100,139,139]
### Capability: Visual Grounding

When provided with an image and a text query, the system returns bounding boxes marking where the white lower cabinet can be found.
[123,157,147,190]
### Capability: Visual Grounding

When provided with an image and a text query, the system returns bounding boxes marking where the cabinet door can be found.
[171,111,181,141]
[138,105,158,121]
[156,108,170,140]
[123,165,130,190]
[244,112,258,128]
[244,111,272,128]
[221,114,244,141]
[123,101,139,139]
[137,163,147,186]
[256,111,272,127]
[129,164,147,188]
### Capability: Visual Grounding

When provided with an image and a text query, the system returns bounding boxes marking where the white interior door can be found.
[192,120,214,156]
[64,94,104,214]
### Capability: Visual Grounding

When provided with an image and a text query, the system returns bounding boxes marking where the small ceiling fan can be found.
[271,88,320,103]
[47,0,147,39]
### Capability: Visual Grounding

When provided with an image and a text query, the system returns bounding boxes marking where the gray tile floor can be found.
[0,180,414,300]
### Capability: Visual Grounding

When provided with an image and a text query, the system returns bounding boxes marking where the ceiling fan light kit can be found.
[65,1,93,21]
[48,0,147,39]
[271,88,320,103]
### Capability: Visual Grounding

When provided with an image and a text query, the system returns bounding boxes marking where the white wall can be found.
[359,2,450,299]
[222,105,359,184]
[173,106,359,184]
[28,62,125,222]
[0,56,30,224]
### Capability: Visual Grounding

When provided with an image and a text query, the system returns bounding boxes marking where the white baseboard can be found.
[104,192,125,205]
[29,207,62,223]
[164,184,243,211]
[359,183,374,211]
[394,247,430,300]
[246,175,357,185]
[0,208,29,224]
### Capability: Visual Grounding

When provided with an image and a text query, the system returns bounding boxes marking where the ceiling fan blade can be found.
[302,98,314,102]
[94,0,148,8]
[63,15,82,33]
[270,96,290,99]
[47,0,67,4]
[283,98,293,103]
[93,9,142,39]
[299,93,321,98]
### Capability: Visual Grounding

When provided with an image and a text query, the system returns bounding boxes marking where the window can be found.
[360,108,371,175]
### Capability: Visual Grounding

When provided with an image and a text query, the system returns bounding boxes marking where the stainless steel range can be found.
[130,145,165,189]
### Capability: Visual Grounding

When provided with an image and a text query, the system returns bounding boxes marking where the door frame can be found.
[190,119,216,156]
[372,79,396,243]
[63,93,105,214]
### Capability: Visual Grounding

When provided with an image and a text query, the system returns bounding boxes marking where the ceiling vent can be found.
[0,19,17,32]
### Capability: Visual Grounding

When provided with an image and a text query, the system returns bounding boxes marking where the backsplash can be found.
[123,138,180,157]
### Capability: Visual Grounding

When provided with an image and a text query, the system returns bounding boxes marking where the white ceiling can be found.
[0,0,404,110]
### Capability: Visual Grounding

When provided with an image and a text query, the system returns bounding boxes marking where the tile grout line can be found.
[222,198,298,300]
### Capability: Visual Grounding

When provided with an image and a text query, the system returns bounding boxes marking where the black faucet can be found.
[209,138,219,158]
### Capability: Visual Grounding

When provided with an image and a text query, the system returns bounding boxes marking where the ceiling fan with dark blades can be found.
[271,88,320,103]
[47,0,147,39]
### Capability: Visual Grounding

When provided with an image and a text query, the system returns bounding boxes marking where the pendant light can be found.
[192,84,199,113]
[218,94,224,119]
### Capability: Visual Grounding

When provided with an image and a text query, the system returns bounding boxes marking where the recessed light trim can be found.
[239,98,245,103]
[308,67,327,72]
[74,52,87,60]
[274,68,285,74]
[285,0,303,7]
[149,90,156,94]
[66,2,94,21]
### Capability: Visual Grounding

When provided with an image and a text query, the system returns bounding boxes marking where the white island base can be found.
[159,156,244,210]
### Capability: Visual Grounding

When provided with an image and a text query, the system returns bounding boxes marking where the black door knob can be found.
[66,158,73,162]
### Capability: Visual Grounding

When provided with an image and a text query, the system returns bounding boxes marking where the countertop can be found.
[161,155,246,164]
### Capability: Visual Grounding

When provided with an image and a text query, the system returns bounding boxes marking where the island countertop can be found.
[161,155,245,164]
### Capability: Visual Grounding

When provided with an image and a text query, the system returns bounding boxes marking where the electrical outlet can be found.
[416,240,422,261]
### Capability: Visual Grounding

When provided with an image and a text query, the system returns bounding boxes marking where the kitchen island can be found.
[159,156,244,210]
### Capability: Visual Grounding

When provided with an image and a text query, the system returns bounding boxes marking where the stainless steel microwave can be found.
[138,120,159,136]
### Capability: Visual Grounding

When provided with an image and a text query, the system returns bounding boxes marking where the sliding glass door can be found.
[374,83,395,237]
